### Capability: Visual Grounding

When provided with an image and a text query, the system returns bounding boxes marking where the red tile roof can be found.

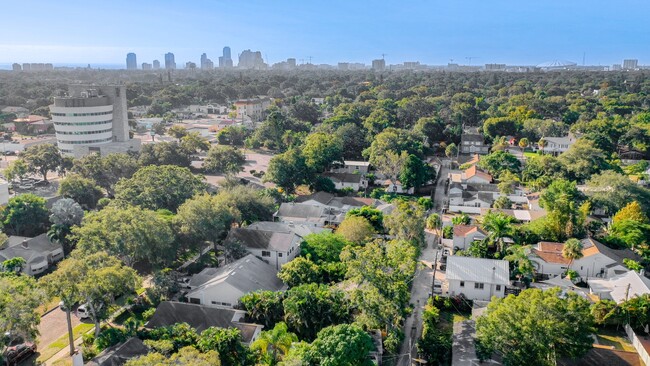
[453,225,486,237]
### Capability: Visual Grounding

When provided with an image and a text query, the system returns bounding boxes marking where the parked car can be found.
[77,304,91,319]
[3,342,37,366]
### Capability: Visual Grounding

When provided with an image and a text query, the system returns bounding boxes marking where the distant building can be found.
[539,134,577,155]
[612,64,622,71]
[152,60,160,70]
[272,58,298,70]
[200,53,214,70]
[11,63,21,71]
[403,61,421,69]
[338,62,349,70]
[485,63,506,71]
[372,59,386,71]
[126,53,137,70]
[219,46,233,68]
[49,85,141,157]
[623,59,638,70]
[233,97,271,121]
[164,52,176,69]
[22,63,31,71]
[238,49,265,69]
[142,63,152,70]
[185,61,197,70]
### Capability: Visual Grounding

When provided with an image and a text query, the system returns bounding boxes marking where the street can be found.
[396,158,450,365]
[37,307,81,350]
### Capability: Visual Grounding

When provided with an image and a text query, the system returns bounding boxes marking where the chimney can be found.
[21,239,29,249]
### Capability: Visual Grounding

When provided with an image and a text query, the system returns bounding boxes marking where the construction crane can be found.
[465,56,479,66]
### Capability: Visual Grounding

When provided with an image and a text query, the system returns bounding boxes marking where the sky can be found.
[1,0,649,67]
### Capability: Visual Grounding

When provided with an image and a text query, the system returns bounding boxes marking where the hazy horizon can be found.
[1,0,648,67]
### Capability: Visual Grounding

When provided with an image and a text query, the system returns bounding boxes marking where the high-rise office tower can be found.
[372,59,386,71]
[126,53,137,70]
[200,53,214,70]
[142,63,152,70]
[219,46,233,68]
[238,50,265,69]
[164,53,176,69]
[623,59,639,70]
[153,60,160,70]
[201,53,207,68]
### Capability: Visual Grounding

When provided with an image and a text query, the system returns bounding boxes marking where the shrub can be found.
[95,327,128,351]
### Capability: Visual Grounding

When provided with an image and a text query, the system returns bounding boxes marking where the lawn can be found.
[37,323,94,363]
[596,328,636,352]
[523,151,539,159]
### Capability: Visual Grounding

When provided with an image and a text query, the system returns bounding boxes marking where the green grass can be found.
[37,323,94,362]
[523,151,539,159]
[596,329,636,352]
[452,313,470,323]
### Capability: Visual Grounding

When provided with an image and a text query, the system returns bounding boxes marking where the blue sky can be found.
[1,0,648,66]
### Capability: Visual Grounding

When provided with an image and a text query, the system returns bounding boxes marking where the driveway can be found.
[433,159,451,211]
[37,307,81,350]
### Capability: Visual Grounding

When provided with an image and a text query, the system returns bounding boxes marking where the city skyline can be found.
[1,0,649,66]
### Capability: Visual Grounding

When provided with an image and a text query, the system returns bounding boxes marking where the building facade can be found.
[49,85,139,156]
[164,52,176,69]
[233,98,271,121]
[126,53,137,70]
[153,60,160,69]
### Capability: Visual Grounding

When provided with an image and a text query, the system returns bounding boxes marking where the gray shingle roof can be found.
[187,254,283,294]
[0,234,62,264]
[146,301,260,343]
[276,203,325,219]
[224,227,300,252]
[446,256,509,285]
[87,338,148,366]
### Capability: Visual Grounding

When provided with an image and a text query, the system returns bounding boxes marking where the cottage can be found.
[87,338,148,366]
[295,192,376,211]
[446,256,509,301]
[460,132,490,154]
[452,225,487,250]
[528,238,642,279]
[588,271,650,303]
[331,160,371,174]
[274,202,345,227]
[540,135,577,155]
[383,180,414,194]
[146,301,263,345]
[223,225,301,269]
[0,234,64,275]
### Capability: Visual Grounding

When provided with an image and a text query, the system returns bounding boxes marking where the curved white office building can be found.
[50,85,139,157]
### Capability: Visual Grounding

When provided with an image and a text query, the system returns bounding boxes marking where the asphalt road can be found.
[38,307,81,350]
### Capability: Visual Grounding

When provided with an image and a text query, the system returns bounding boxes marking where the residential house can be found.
[446,256,509,301]
[452,225,487,250]
[0,234,64,275]
[448,166,492,185]
[87,338,148,366]
[540,134,577,155]
[588,271,650,303]
[13,115,53,134]
[295,192,377,211]
[322,172,368,191]
[478,208,547,223]
[146,301,263,345]
[460,132,490,154]
[186,254,284,308]
[223,225,301,269]
[528,238,642,279]
[383,180,414,194]
[1,106,29,117]
[331,160,371,174]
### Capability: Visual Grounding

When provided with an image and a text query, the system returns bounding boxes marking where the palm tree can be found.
[481,211,515,255]
[504,245,534,279]
[562,238,584,271]
[251,322,298,365]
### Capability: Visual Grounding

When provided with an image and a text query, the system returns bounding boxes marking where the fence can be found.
[625,324,650,366]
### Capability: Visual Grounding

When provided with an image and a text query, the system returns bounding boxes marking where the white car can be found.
[77,304,91,319]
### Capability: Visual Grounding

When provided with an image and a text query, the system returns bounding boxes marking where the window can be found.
[261,251,271,257]
[460,281,465,287]
[278,253,283,257]
[189,298,201,304]
[474,283,484,290]
[496,285,501,291]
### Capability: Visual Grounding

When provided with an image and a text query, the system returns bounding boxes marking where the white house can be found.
[446,256,509,301]
[588,271,650,303]
[0,234,64,275]
[448,166,493,185]
[274,202,335,227]
[185,254,284,308]
[223,225,302,270]
[540,135,577,155]
[452,225,488,250]
[529,238,642,279]
[295,192,376,212]
[322,172,368,191]
[383,180,414,194]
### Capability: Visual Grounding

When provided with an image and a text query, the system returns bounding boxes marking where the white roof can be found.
[344,160,371,166]
[543,136,573,145]
[446,256,509,285]
[588,271,650,303]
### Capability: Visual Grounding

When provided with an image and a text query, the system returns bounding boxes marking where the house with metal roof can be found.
[446,256,510,301]
[185,254,285,308]
[274,202,345,227]
[0,234,64,275]
[588,271,650,303]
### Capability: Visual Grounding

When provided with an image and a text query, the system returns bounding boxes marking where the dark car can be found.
[3,343,37,366]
